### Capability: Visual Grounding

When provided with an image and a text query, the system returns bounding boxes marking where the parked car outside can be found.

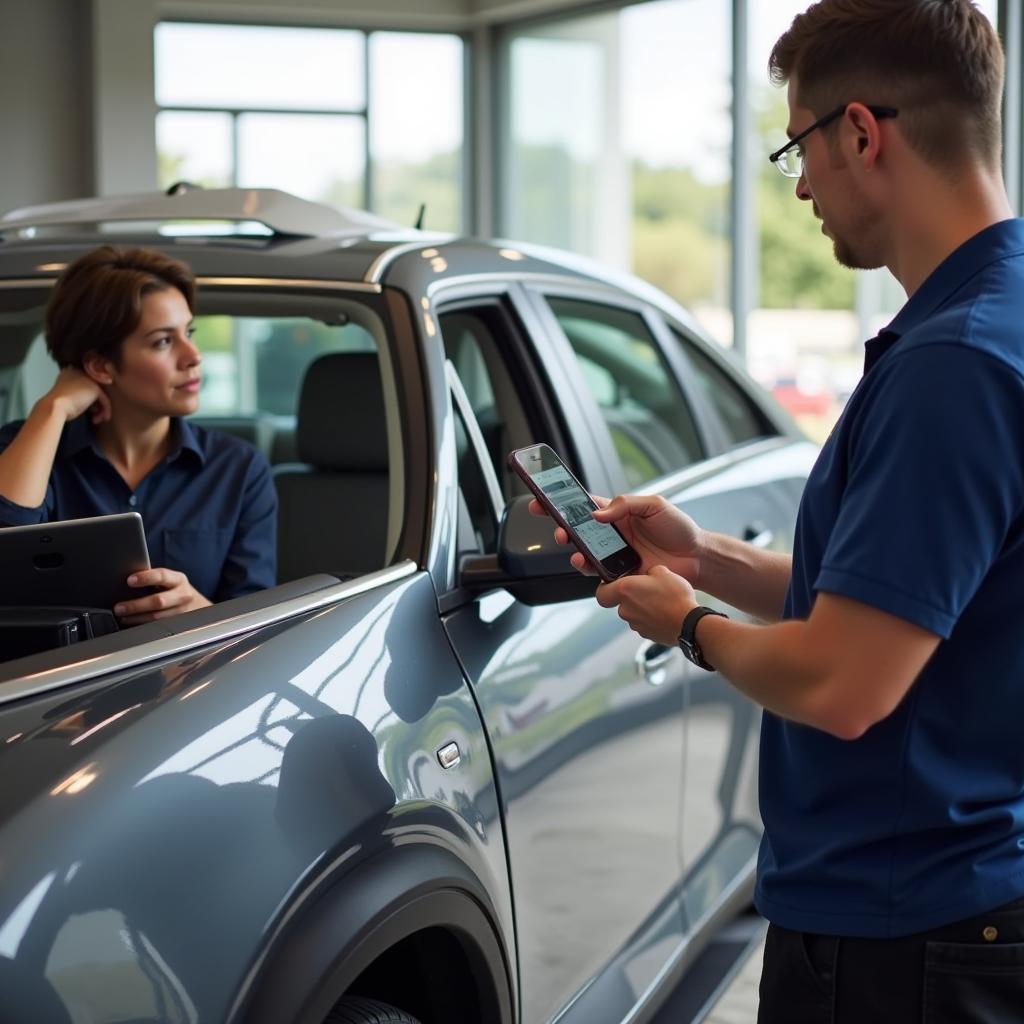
[0,188,817,1024]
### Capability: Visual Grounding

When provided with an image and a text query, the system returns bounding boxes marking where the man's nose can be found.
[795,170,812,201]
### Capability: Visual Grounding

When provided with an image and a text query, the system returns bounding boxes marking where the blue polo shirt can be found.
[756,218,1024,938]
[0,416,277,601]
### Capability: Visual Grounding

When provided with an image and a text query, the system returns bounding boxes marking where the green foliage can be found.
[753,88,855,309]
[193,315,233,353]
[757,171,854,308]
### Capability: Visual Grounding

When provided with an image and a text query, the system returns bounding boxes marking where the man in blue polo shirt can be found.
[538,0,1024,1019]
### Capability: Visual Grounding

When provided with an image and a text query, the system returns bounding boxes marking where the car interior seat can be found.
[273,352,389,584]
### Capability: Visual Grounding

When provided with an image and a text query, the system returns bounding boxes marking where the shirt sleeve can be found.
[815,344,1024,638]
[0,420,50,527]
[214,451,278,600]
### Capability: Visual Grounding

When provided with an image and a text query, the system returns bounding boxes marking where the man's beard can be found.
[818,185,884,271]
[831,232,884,271]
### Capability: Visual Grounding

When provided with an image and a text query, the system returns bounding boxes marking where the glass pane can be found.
[548,297,703,486]
[623,0,732,344]
[370,33,464,232]
[675,331,772,446]
[156,110,233,190]
[192,315,375,418]
[155,23,364,111]
[237,113,365,207]
[503,1,732,346]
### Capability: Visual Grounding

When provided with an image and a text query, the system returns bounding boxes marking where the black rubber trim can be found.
[238,843,514,1024]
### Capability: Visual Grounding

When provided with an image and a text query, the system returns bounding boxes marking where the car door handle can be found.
[635,641,677,686]
[743,523,774,549]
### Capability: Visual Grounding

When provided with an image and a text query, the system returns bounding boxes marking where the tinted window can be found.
[439,307,536,502]
[194,316,375,417]
[547,298,703,487]
[677,333,774,447]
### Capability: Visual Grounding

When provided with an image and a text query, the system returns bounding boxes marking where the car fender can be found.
[236,840,515,1024]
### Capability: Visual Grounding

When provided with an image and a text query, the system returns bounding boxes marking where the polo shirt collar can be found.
[886,217,1024,339]
[61,415,205,467]
[861,218,1024,376]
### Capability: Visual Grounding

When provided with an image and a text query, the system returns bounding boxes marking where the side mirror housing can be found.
[456,495,598,606]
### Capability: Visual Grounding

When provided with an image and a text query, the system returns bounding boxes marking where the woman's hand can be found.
[43,367,111,425]
[530,493,705,584]
[114,568,212,625]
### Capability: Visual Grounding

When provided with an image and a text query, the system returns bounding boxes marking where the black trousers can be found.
[757,896,1024,1024]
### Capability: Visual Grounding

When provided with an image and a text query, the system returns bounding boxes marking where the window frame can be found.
[154,19,471,230]
[524,281,719,492]
[662,320,780,451]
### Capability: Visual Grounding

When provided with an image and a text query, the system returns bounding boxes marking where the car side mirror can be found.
[456,495,598,606]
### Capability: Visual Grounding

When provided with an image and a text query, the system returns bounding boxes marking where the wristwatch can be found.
[678,606,727,671]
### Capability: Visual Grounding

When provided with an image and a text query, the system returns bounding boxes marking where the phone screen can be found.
[511,444,640,579]
[530,464,628,562]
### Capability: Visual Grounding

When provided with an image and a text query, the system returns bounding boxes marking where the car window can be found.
[673,330,775,447]
[13,312,378,468]
[438,306,538,502]
[546,297,703,487]
[195,315,375,417]
[453,406,498,554]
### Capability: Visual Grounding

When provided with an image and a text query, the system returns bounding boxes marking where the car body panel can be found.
[0,571,512,1023]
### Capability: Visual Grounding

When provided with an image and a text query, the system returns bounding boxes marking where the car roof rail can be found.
[0,186,404,240]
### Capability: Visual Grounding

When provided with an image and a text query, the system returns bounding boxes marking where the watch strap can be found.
[678,605,727,671]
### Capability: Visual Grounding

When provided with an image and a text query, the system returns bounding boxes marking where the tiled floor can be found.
[703,935,764,1024]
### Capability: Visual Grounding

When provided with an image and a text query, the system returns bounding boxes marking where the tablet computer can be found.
[0,513,150,611]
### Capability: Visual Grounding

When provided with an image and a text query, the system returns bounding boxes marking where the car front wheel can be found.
[325,996,423,1024]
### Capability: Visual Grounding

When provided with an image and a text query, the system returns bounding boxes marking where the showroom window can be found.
[155,23,465,232]
[500,0,732,347]
[499,0,999,444]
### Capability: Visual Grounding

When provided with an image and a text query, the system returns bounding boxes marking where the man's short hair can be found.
[769,0,1005,173]
[45,246,196,368]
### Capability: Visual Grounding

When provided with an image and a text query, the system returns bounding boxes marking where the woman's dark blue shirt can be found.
[0,416,277,600]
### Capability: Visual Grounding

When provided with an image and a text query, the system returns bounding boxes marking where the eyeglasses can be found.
[769,104,899,178]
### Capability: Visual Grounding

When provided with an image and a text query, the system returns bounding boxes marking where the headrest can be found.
[296,352,388,471]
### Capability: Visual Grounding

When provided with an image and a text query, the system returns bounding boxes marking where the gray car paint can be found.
[0,572,512,1023]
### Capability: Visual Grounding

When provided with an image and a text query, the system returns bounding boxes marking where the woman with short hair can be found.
[0,246,277,622]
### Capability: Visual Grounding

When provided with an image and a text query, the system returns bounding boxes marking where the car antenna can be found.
[414,203,427,230]
[166,181,203,196]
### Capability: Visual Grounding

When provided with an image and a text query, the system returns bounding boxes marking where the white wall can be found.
[0,0,94,213]
[93,0,158,196]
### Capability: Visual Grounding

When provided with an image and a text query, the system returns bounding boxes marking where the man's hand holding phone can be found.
[509,444,642,583]
[529,492,704,585]
[528,488,708,646]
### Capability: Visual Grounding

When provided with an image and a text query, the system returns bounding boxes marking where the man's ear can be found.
[845,103,883,170]
[81,352,114,386]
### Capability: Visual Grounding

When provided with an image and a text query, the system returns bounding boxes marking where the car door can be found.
[531,289,816,934]
[434,289,687,1024]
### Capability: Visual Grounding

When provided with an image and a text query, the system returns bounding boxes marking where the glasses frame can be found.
[769,103,899,178]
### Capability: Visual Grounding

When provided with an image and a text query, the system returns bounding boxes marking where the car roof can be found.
[0,187,706,337]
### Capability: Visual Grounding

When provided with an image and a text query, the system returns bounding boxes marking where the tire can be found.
[324,996,422,1024]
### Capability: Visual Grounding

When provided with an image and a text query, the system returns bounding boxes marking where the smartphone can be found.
[508,443,642,583]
